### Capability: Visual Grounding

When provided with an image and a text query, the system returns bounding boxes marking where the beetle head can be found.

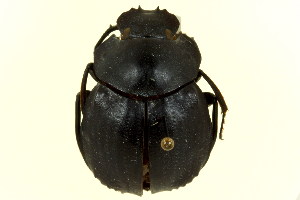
[117,6,180,39]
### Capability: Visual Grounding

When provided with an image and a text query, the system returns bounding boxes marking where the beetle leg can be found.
[80,63,97,110]
[212,96,219,142]
[87,65,98,81]
[75,92,84,156]
[203,92,215,107]
[199,70,228,139]
[204,93,218,148]
[76,90,91,157]
[94,25,118,49]
[78,63,95,155]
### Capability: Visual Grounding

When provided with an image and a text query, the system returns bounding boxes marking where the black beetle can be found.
[75,7,228,196]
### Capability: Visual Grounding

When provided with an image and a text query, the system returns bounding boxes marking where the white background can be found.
[1,0,300,199]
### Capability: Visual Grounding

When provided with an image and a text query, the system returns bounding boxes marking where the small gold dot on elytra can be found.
[161,137,175,151]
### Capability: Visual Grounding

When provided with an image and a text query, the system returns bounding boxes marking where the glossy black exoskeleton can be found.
[75,7,228,196]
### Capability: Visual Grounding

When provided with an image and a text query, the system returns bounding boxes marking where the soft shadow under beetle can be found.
[75,7,228,196]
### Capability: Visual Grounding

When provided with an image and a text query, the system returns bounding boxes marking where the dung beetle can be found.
[75,6,228,196]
